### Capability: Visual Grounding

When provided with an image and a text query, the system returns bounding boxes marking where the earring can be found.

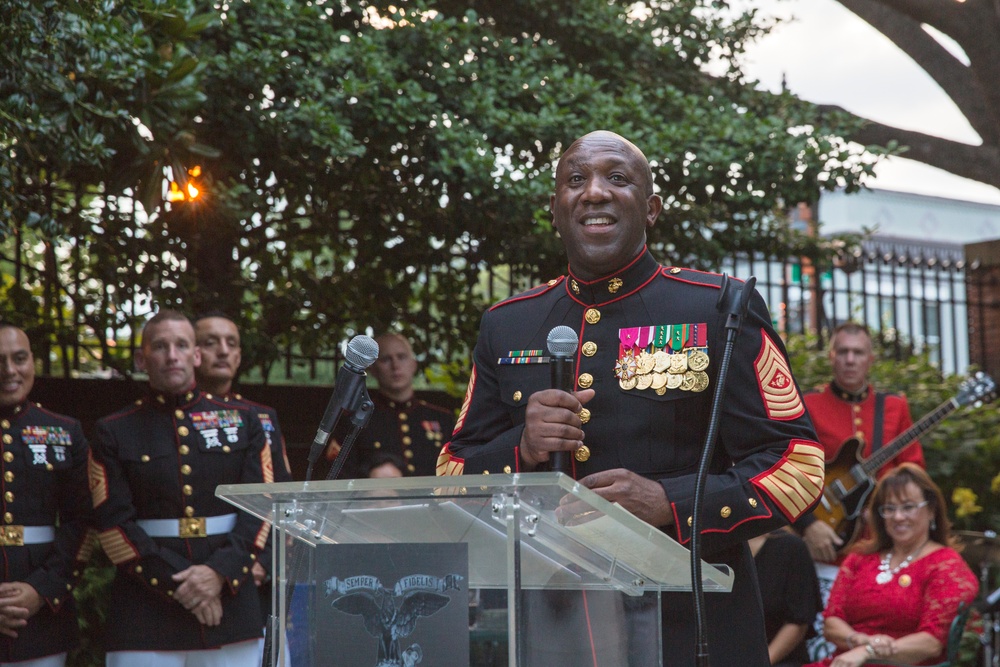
[931,519,937,531]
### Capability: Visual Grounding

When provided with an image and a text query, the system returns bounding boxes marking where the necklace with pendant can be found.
[876,540,929,585]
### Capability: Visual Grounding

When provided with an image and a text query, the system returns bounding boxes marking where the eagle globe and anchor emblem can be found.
[324,572,464,667]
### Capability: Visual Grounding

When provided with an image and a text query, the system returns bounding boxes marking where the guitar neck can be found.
[860,397,958,476]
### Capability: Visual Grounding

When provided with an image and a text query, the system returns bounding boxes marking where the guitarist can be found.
[794,322,925,661]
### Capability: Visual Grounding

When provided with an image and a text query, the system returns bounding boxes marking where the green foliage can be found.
[2,0,886,385]
[68,550,115,667]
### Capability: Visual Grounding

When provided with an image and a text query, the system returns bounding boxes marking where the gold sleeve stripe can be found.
[260,444,274,484]
[99,528,139,565]
[755,335,805,420]
[254,521,271,550]
[436,444,465,477]
[452,366,477,434]
[88,452,109,508]
[753,441,824,520]
[75,529,98,563]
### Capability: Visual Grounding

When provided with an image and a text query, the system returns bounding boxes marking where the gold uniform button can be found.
[853,418,863,426]
[66,583,72,591]
[574,445,591,462]
[373,441,382,449]
[512,390,523,402]
[182,485,193,496]
[399,413,408,421]
[855,430,864,439]
[177,426,190,437]
[167,591,174,597]
[3,513,11,524]
[406,464,415,473]
[482,470,490,475]
[687,516,693,527]
[582,341,597,357]
[748,498,758,508]
[3,452,12,462]
[503,465,512,474]
[135,565,143,573]
[578,408,591,424]
[149,578,158,586]
[243,566,250,574]
[548,279,558,286]
[175,410,184,419]
[402,437,412,446]
[403,450,413,459]
[54,598,60,605]
[222,446,231,453]
[670,267,682,274]
[2,435,11,445]
[178,445,190,455]
[232,579,239,587]
[0,419,8,429]
[720,506,732,518]
[578,373,594,389]
[46,463,53,471]
[584,308,601,325]
[4,492,12,503]
[3,472,12,483]
[400,424,410,433]
[852,405,861,413]
[185,506,195,517]
[141,455,150,463]
[181,465,192,475]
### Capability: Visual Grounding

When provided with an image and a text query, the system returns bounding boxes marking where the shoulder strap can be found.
[871,392,886,453]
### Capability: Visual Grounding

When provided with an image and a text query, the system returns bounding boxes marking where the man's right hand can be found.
[518,389,595,470]
[803,520,844,563]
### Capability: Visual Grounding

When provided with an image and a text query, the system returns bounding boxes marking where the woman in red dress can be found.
[804,463,978,667]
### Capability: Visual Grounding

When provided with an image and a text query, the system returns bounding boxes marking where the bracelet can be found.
[865,644,876,657]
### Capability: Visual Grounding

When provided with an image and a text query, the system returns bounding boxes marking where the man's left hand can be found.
[172,564,225,611]
[559,468,673,527]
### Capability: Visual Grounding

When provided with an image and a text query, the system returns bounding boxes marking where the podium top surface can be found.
[217,472,734,593]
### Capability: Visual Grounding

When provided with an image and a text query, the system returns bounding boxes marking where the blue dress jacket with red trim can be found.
[438,248,824,666]
[89,388,273,652]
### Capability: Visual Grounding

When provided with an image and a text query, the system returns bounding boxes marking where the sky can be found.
[733,0,1000,206]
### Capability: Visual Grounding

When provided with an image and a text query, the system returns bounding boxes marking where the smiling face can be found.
[0,326,34,409]
[550,131,662,281]
[880,481,933,553]
[137,317,201,394]
[195,316,242,395]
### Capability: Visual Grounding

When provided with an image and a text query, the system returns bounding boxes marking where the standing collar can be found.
[145,386,202,409]
[565,248,661,306]
[830,381,870,403]
[0,400,29,420]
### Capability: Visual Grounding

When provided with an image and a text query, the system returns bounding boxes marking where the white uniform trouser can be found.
[106,639,261,667]
[1,653,67,667]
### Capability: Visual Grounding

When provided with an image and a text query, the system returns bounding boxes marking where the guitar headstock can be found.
[956,371,998,409]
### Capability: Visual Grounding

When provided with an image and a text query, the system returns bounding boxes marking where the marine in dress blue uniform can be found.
[89,312,273,663]
[352,390,455,477]
[437,132,824,667]
[0,324,92,666]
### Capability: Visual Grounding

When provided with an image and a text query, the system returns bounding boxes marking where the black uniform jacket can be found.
[438,249,824,666]
[89,388,273,651]
[352,391,456,477]
[0,400,91,662]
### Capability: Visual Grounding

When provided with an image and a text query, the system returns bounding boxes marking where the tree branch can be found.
[835,0,998,144]
[818,104,1000,189]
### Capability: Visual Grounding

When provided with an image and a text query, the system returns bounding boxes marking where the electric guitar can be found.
[812,371,996,555]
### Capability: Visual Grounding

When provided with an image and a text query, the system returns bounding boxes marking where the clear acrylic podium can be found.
[217,473,733,667]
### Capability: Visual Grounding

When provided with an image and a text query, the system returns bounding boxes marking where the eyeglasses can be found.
[877,500,930,518]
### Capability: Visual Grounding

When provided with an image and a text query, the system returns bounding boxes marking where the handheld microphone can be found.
[307,335,379,467]
[546,325,579,475]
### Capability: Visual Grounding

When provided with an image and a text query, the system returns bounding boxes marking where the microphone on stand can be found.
[306,334,379,476]
[546,325,579,475]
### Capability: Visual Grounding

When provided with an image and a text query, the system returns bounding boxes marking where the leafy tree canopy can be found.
[1,0,884,380]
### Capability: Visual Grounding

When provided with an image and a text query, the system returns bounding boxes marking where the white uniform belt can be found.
[137,514,237,538]
[0,525,56,546]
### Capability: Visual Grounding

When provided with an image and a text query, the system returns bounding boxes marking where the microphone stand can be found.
[261,392,374,667]
[690,274,756,667]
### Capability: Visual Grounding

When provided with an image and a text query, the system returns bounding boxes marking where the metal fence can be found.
[2,235,994,380]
